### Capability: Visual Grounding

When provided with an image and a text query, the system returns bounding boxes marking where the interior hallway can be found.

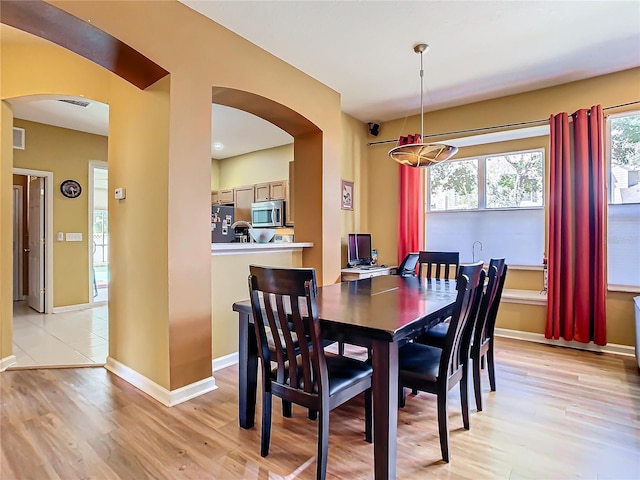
[11,301,108,368]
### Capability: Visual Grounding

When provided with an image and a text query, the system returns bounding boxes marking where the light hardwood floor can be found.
[1,338,638,479]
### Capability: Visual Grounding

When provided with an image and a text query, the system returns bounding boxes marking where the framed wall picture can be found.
[341,180,354,210]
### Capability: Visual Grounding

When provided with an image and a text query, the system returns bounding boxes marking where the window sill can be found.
[502,289,547,306]
[608,285,640,294]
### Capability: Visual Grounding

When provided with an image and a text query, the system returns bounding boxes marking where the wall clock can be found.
[60,179,82,198]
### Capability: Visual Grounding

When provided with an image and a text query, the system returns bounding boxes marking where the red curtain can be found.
[545,105,607,345]
[398,165,424,266]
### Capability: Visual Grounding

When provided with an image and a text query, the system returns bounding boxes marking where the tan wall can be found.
[1,102,13,359]
[1,1,344,386]
[369,67,640,346]
[340,113,370,268]
[210,159,220,191]
[13,119,108,307]
[217,143,293,189]
[106,75,173,389]
[211,250,303,359]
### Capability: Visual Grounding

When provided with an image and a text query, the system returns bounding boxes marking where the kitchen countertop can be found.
[211,242,313,255]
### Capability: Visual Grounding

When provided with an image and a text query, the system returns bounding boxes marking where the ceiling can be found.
[5,1,640,157]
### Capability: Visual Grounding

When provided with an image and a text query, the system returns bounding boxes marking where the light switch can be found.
[57,232,64,242]
[65,232,82,242]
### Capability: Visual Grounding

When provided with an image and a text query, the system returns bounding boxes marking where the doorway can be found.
[89,162,109,304]
[12,169,54,314]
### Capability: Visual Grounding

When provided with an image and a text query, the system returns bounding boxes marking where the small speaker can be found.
[367,122,380,137]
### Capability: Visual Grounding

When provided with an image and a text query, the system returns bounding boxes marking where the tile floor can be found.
[11,301,108,368]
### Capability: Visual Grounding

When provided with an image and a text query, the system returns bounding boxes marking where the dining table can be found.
[232,274,459,480]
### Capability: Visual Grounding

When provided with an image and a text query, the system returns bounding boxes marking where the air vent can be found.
[58,99,91,107]
[13,127,25,150]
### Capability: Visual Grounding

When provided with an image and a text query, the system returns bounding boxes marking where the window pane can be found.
[607,203,640,286]
[486,151,544,208]
[610,113,640,205]
[429,159,478,210]
[426,209,544,266]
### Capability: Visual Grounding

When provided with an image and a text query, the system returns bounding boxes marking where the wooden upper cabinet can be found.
[234,185,255,222]
[219,189,234,204]
[254,183,270,202]
[269,181,286,200]
[211,189,234,204]
[254,180,286,202]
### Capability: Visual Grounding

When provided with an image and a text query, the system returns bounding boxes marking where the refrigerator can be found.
[211,205,235,243]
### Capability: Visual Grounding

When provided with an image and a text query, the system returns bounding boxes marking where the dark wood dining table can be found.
[232,275,458,480]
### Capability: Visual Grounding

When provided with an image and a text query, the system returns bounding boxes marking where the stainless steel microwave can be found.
[251,200,285,227]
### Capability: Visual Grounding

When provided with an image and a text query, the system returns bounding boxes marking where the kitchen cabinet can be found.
[234,185,255,222]
[255,180,286,202]
[211,189,234,205]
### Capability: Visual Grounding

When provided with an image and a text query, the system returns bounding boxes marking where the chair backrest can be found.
[397,252,419,277]
[438,262,485,383]
[418,251,460,280]
[248,265,328,402]
[473,259,508,352]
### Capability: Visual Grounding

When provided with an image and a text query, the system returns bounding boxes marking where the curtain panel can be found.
[545,105,607,345]
[398,165,424,266]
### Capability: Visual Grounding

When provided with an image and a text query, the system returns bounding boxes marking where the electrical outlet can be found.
[114,187,126,200]
[57,232,64,242]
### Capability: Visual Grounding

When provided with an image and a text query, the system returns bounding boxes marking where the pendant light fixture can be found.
[388,43,458,167]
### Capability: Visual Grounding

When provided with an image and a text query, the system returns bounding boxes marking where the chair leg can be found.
[317,410,329,480]
[338,341,345,356]
[473,355,483,412]
[261,391,272,457]
[480,355,486,370]
[437,392,450,463]
[460,368,470,430]
[308,409,318,420]
[364,388,372,443]
[398,385,406,408]
[282,400,292,417]
[487,341,497,391]
[411,388,418,395]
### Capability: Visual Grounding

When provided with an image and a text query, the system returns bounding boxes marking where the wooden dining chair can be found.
[248,265,372,480]
[414,258,508,411]
[398,262,485,463]
[470,259,507,411]
[418,251,460,280]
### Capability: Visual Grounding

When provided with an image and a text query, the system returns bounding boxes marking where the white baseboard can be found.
[0,355,17,372]
[212,352,239,372]
[495,328,635,357]
[105,357,217,406]
[52,303,93,313]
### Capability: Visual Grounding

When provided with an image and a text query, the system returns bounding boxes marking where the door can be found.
[27,177,45,312]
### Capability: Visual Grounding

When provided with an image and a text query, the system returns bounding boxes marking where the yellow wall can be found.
[1,1,344,386]
[340,113,370,266]
[217,143,293,189]
[369,67,640,346]
[13,119,108,307]
[1,102,13,359]
[210,158,220,191]
[211,250,303,359]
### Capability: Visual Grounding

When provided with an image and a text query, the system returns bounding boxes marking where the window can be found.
[426,149,545,266]
[607,111,640,288]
